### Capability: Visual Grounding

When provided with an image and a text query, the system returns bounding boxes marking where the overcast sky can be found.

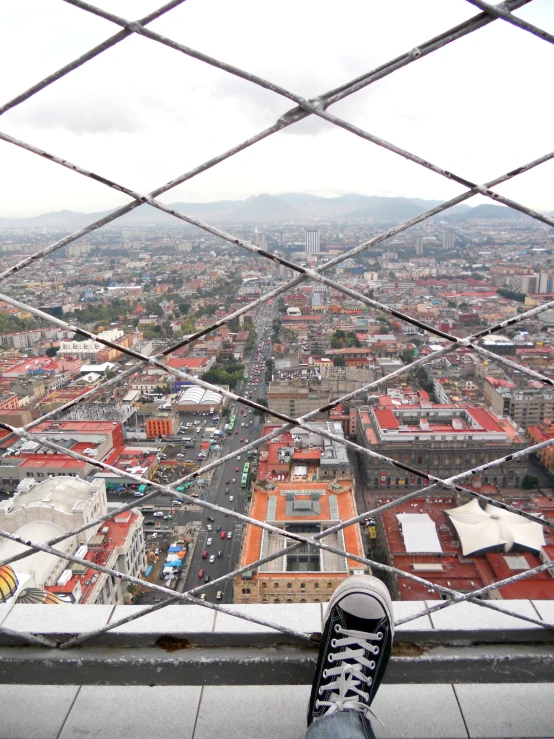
[1,0,553,217]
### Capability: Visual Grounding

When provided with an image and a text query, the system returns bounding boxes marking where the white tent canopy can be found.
[445,499,545,556]
[396,513,443,553]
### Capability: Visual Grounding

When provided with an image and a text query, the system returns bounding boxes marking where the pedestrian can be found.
[304,575,393,739]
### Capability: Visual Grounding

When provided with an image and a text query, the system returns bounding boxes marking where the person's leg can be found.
[305,575,394,739]
[305,709,376,739]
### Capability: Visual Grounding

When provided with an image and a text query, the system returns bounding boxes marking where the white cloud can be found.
[0,0,553,216]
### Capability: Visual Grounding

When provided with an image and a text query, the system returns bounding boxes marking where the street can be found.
[113,300,275,604]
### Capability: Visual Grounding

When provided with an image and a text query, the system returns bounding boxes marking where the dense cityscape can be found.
[0,199,553,607]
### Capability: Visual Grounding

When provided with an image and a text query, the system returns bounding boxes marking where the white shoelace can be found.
[315,623,385,726]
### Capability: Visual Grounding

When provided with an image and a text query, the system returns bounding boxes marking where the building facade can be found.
[356,400,528,490]
[305,229,320,255]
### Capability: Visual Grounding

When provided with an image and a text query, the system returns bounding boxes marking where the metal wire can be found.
[0,0,553,647]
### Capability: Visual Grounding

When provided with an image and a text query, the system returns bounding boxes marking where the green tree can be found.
[333,356,346,367]
[522,475,539,490]
[497,288,525,303]
[45,346,59,358]
[253,397,268,418]
[179,302,191,315]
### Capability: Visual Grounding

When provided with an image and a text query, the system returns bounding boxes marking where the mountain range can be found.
[0,193,540,229]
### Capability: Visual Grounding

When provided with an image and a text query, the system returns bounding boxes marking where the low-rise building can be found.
[0,476,146,605]
[234,480,367,604]
[356,397,527,490]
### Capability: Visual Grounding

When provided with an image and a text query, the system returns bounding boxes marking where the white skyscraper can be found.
[305,229,320,254]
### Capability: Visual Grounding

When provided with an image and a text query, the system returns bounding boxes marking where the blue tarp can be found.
[168,546,181,552]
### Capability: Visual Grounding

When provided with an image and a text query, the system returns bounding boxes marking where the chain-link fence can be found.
[0,0,553,649]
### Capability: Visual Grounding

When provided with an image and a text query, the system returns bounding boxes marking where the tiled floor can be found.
[1,683,553,738]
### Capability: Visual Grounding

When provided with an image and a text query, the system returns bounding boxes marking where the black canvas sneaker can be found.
[307,575,394,727]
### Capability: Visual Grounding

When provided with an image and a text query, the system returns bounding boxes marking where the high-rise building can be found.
[305,229,320,255]
[441,233,455,250]
[415,237,424,256]
[176,241,192,253]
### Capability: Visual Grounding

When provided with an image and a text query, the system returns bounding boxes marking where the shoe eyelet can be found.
[334,624,341,633]
[328,653,334,662]
[377,632,383,640]
[369,660,375,670]
[315,700,321,709]
[331,638,337,648]
[322,669,328,679]
[372,646,379,656]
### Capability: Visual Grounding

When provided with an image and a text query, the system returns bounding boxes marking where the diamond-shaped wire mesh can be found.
[1,0,554,648]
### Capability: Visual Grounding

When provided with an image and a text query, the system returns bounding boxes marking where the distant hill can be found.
[0,194,533,229]
[445,203,527,221]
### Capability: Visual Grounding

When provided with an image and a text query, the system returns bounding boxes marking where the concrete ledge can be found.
[1,600,552,647]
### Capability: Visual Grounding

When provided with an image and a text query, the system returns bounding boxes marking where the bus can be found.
[141,506,155,514]
[241,462,250,489]
[243,372,248,381]
[228,414,236,434]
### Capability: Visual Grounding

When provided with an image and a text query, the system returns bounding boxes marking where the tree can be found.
[401,349,415,364]
[221,407,230,418]
[497,288,525,303]
[522,475,539,490]
[253,397,268,418]
[333,356,346,367]
[45,346,59,357]
[178,302,191,315]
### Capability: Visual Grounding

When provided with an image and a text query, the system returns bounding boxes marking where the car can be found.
[216,591,222,600]
[240,438,244,442]
[207,516,215,522]
[225,488,229,494]
[232,478,236,483]
[216,525,222,531]
[207,524,212,532]
[237,456,241,461]
[200,593,206,601]
[226,479,230,484]
[217,550,222,558]
[207,537,212,545]
[132,491,145,497]
[153,511,164,517]
[235,467,239,472]
[220,531,226,539]
[198,569,205,578]
[227,531,232,539]
[235,430,239,434]
[209,554,215,563]
[245,439,249,443]
[164,515,172,520]
[241,423,245,428]
[177,453,185,458]
[229,495,234,501]
[173,500,183,506]
[201,550,208,559]
[204,575,210,583]
[151,533,158,538]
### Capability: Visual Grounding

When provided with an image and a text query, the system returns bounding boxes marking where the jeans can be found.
[305,711,377,739]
